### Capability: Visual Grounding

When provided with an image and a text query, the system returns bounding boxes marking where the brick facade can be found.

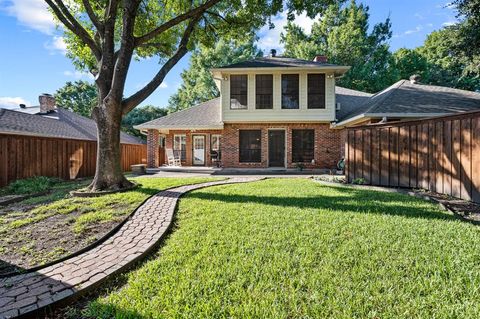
[149,124,345,169]
[147,129,159,168]
[222,123,343,169]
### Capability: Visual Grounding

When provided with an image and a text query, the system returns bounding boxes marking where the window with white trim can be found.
[173,135,186,160]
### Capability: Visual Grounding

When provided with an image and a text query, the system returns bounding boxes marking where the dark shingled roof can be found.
[134,98,223,130]
[338,80,480,123]
[0,107,144,144]
[335,87,373,121]
[216,56,345,69]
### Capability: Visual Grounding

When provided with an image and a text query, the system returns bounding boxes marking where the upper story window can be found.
[230,75,248,109]
[255,74,273,109]
[281,74,299,109]
[307,74,326,109]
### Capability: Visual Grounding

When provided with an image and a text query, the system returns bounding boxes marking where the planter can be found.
[131,164,147,175]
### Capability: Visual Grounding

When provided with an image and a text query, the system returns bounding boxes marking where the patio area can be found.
[147,165,340,176]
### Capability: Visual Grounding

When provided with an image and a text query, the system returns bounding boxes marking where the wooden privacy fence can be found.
[0,133,147,187]
[345,110,480,203]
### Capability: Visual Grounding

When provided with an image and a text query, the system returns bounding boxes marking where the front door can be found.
[268,130,285,167]
[193,135,205,165]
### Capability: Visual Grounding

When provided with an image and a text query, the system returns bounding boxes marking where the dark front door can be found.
[268,130,285,167]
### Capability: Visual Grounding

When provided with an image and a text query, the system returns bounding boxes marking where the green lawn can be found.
[85,178,480,318]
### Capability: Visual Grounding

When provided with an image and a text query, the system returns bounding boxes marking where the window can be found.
[211,134,221,159]
[292,130,314,162]
[281,74,299,109]
[308,74,326,109]
[159,136,166,148]
[211,135,221,151]
[230,75,248,109]
[173,135,186,161]
[239,130,261,163]
[255,74,273,109]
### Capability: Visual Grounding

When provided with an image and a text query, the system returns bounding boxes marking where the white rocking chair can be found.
[166,148,181,166]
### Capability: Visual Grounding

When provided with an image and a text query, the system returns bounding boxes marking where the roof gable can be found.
[134,98,223,130]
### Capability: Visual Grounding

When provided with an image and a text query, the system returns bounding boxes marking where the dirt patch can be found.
[0,206,126,276]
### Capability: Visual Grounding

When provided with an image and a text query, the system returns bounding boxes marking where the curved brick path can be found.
[0,177,261,319]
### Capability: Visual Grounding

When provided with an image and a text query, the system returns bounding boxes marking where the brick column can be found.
[147,129,159,168]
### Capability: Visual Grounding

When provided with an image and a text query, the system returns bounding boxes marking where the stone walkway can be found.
[0,177,261,319]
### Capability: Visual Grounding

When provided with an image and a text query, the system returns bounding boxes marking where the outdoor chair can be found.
[210,150,221,168]
[166,148,181,166]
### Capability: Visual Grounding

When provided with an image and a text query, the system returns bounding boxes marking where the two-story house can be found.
[135,54,480,169]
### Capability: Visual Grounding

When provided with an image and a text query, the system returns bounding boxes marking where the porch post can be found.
[147,129,160,168]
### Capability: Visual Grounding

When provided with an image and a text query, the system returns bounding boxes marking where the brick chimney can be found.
[39,93,56,113]
[313,55,328,63]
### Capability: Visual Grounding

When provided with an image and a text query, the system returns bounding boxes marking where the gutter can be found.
[332,112,449,129]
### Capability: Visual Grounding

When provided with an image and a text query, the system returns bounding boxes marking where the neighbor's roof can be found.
[212,56,350,71]
[0,107,144,144]
[134,98,223,131]
[335,86,373,122]
[336,80,480,126]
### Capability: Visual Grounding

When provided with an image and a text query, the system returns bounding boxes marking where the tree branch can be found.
[108,0,142,101]
[82,0,104,33]
[134,0,220,47]
[95,0,120,98]
[45,0,102,60]
[122,17,200,113]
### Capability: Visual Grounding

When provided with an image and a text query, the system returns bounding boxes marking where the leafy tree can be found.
[168,37,262,112]
[46,0,335,191]
[453,0,480,58]
[392,48,428,81]
[281,0,397,93]
[54,81,97,117]
[416,26,480,91]
[122,105,167,138]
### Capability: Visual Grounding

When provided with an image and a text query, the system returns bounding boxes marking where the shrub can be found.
[352,177,366,185]
[6,176,57,195]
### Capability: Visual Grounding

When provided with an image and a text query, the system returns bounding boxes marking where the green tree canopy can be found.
[54,80,97,117]
[281,0,397,93]
[168,37,262,112]
[453,0,480,58]
[415,26,480,91]
[392,48,429,82]
[122,105,167,138]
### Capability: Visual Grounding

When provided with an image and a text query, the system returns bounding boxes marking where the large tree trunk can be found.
[88,102,133,191]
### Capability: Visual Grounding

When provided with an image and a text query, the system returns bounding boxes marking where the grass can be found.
[0,176,220,272]
[85,178,480,318]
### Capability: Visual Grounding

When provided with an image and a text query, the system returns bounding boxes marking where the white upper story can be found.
[211,55,350,123]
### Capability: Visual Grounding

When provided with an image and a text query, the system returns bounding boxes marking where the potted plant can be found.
[296,162,305,171]
[336,158,345,175]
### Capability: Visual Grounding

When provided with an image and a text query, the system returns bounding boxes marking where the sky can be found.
[0,0,459,110]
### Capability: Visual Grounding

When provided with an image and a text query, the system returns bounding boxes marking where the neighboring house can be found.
[135,53,480,169]
[0,94,144,145]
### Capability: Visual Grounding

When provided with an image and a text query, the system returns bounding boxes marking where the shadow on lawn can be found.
[187,185,457,222]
